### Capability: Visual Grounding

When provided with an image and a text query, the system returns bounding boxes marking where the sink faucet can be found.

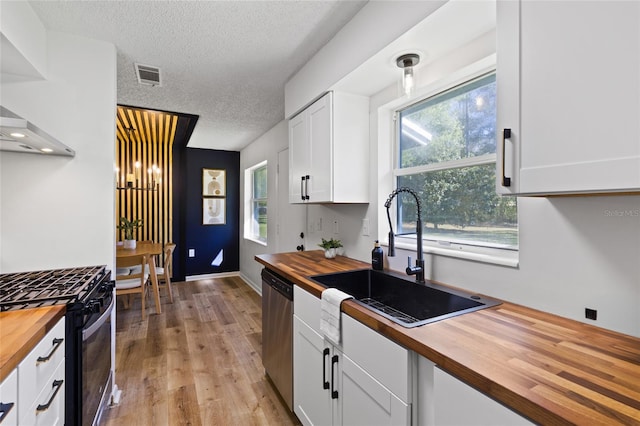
[384,187,425,284]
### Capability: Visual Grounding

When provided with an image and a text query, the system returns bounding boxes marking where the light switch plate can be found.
[188,249,195,257]
[362,219,370,236]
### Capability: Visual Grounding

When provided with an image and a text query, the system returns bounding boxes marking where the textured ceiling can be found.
[29,0,367,151]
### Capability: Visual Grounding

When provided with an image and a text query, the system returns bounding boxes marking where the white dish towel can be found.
[320,288,353,345]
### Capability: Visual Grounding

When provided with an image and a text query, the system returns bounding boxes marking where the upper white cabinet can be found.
[496,0,640,195]
[289,91,369,204]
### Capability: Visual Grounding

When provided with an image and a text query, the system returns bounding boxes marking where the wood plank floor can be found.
[102,276,300,426]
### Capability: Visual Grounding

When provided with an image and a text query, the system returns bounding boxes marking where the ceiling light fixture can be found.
[396,53,420,97]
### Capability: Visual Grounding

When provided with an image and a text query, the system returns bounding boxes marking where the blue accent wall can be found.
[173,147,240,280]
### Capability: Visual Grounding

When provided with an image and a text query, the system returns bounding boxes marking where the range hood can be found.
[0,106,75,157]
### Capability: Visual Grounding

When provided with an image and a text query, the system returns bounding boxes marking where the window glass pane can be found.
[397,164,517,249]
[252,201,267,242]
[253,165,267,199]
[399,73,496,168]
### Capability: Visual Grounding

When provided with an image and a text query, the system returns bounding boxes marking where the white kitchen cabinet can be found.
[288,91,369,204]
[433,367,532,425]
[19,361,65,426]
[293,315,335,426]
[0,369,18,426]
[293,285,411,426]
[496,0,640,195]
[18,317,66,425]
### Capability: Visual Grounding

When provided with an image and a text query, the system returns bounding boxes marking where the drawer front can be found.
[0,369,18,426]
[20,360,65,426]
[342,314,410,402]
[18,317,65,413]
[293,285,321,334]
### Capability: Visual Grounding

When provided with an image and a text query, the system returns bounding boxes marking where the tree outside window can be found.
[396,73,517,249]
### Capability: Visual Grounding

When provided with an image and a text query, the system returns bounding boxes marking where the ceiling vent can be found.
[135,63,162,86]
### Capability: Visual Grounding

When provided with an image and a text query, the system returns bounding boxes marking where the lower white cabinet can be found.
[433,367,532,426]
[293,285,411,426]
[19,361,65,426]
[4,316,66,426]
[0,369,18,426]
[293,315,334,426]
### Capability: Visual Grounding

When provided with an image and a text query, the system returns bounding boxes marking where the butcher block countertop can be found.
[0,305,66,382]
[256,251,640,425]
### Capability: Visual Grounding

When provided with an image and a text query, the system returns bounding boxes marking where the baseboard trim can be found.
[239,272,261,295]
[185,271,240,281]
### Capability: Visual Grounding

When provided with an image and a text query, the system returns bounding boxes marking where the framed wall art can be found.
[203,197,226,225]
[203,168,226,197]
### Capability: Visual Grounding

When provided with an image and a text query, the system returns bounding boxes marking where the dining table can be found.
[116,241,164,315]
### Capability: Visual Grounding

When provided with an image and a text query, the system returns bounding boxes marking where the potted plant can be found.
[117,217,143,249]
[318,238,343,259]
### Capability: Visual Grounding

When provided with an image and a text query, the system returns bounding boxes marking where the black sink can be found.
[311,269,501,328]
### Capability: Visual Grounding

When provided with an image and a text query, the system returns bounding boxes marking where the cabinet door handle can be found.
[300,176,305,201]
[331,354,339,399]
[322,348,330,390]
[501,128,512,187]
[305,175,310,200]
[0,402,15,423]
[36,380,64,412]
[37,338,64,364]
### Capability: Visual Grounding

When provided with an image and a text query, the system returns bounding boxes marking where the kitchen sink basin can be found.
[311,269,501,328]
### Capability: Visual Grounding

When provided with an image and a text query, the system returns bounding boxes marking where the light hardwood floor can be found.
[102,276,300,426]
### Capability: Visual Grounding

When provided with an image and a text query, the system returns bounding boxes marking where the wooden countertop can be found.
[256,251,640,425]
[0,305,66,382]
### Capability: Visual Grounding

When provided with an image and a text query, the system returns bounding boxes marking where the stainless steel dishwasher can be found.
[261,268,293,411]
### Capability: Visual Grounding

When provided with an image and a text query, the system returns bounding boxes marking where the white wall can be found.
[318,37,640,337]
[0,30,117,273]
[0,1,47,80]
[239,121,289,291]
[278,2,640,337]
[285,0,446,117]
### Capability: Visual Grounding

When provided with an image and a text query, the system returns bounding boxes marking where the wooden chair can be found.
[128,243,176,303]
[158,243,176,303]
[115,253,150,319]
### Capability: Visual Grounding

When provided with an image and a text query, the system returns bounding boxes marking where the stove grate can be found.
[0,265,106,310]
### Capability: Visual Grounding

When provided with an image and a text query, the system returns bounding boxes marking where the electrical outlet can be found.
[362,219,370,236]
[188,249,195,258]
[585,308,597,321]
[333,220,339,234]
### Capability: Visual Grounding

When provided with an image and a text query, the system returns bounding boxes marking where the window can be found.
[245,161,267,244]
[394,73,518,250]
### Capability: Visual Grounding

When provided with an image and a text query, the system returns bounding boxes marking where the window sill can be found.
[245,237,267,247]
[383,237,519,268]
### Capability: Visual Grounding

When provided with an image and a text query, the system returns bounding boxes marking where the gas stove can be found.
[0,265,113,425]
[0,265,107,311]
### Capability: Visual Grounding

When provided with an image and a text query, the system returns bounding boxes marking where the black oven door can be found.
[81,295,113,426]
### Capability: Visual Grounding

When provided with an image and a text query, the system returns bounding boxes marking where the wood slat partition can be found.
[116,106,177,256]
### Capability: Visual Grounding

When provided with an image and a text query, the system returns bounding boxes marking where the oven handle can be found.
[83,297,114,342]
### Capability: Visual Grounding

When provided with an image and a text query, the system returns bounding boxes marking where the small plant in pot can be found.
[318,238,343,259]
[117,217,143,249]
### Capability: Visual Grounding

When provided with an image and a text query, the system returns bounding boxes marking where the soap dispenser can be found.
[371,240,383,270]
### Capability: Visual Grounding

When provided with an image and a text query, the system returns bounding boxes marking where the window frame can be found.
[244,160,268,245]
[389,67,519,267]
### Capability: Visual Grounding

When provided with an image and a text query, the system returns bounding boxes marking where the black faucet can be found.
[384,187,425,284]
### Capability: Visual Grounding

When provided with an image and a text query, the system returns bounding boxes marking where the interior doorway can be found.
[276,148,306,253]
